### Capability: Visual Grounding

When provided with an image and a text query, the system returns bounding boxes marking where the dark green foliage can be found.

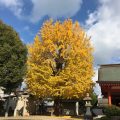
[0,20,27,93]
[103,105,120,117]
[91,92,98,107]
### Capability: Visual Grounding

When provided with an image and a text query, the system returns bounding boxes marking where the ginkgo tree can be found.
[26,19,94,114]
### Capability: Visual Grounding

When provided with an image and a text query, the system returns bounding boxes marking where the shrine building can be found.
[97,64,120,106]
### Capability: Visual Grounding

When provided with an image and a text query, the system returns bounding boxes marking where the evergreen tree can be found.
[0,20,27,93]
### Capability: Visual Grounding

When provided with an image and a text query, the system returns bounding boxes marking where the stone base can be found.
[84,115,93,120]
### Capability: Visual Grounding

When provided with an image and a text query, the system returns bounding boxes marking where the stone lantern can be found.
[83,93,93,120]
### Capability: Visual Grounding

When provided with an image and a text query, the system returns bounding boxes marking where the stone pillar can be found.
[76,102,79,116]
[23,96,29,116]
[14,97,20,117]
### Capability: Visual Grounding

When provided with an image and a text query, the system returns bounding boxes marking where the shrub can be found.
[103,105,120,117]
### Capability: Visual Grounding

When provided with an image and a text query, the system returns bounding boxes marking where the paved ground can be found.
[0,116,83,120]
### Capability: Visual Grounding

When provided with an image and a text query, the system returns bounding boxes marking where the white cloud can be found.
[0,0,82,23]
[85,11,98,27]
[0,0,23,18]
[30,0,82,23]
[92,67,98,82]
[86,0,120,65]
[86,0,120,96]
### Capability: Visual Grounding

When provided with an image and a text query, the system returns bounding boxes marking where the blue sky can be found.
[0,0,98,44]
[1,0,120,95]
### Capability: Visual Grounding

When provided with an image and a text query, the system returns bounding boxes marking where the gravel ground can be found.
[0,116,83,120]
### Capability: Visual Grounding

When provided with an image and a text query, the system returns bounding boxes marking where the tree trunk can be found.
[54,98,61,116]
[5,95,11,117]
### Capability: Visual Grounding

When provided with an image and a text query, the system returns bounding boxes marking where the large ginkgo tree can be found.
[26,19,94,114]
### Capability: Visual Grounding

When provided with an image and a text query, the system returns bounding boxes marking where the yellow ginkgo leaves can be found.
[26,19,94,99]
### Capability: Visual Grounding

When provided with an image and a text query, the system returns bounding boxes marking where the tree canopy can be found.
[0,20,27,93]
[27,19,94,99]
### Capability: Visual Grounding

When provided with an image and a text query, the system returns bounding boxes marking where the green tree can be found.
[0,20,27,116]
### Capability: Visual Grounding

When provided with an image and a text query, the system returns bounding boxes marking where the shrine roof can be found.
[98,64,120,82]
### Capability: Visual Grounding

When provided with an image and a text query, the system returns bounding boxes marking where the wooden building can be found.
[97,64,120,106]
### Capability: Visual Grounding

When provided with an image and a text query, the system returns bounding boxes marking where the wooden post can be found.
[108,90,111,106]
[76,102,79,116]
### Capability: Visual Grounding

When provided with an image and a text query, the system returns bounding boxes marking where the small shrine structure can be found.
[97,64,120,106]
